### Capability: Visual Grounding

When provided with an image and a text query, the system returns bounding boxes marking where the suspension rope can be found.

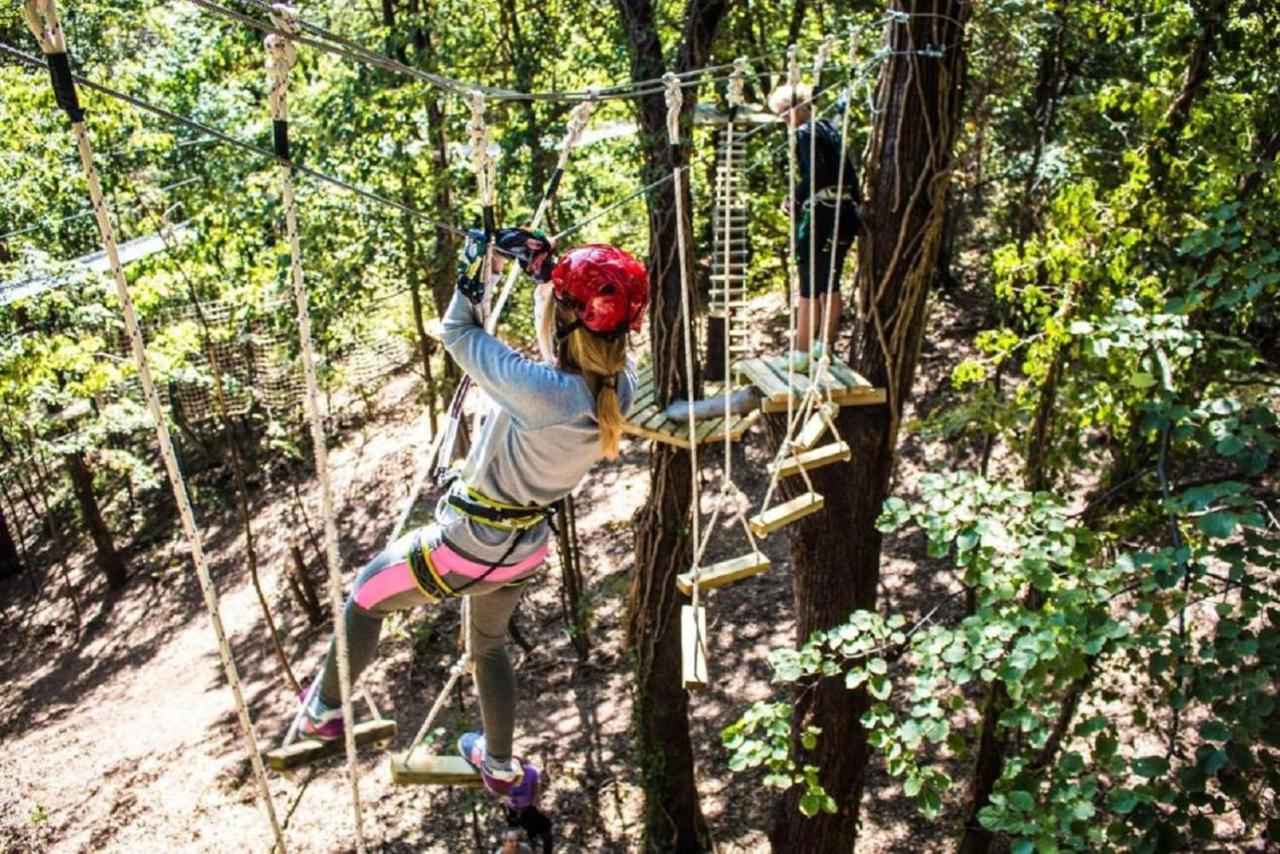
[0,41,466,238]
[807,36,835,377]
[192,0,794,104]
[783,45,801,439]
[20,1,286,849]
[264,10,366,849]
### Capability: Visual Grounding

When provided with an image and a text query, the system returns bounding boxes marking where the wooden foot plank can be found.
[676,551,771,596]
[749,492,825,537]
[767,442,851,480]
[736,358,790,406]
[824,359,872,391]
[795,402,840,451]
[389,753,483,786]
[681,605,709,689]
[266,719,398,771]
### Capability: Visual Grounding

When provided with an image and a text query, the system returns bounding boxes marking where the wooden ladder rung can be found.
[767,442,851,480]
[266,719,398,771]
[749,492,825,537]
[681,605,709,689]
[676,551,771,596]
[795,402,840,451]
[389,753,483,786]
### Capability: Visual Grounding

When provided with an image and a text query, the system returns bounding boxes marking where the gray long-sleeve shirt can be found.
[433,290,635,565]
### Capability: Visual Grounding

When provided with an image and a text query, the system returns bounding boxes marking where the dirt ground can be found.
[0,288,979,853]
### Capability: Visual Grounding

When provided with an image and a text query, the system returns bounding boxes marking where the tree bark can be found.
[0,504,22,580]
[64,449,127,589]
[768,1,969,849]
[613,0,727,849]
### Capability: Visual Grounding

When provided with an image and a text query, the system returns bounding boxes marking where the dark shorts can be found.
[797,201,861,298]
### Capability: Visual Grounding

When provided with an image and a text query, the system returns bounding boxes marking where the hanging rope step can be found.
[766,441,851,480]
[266,719,398,773]
[748,491,825,538]
[388,754,483,786]
[675,550,771,597]
[795,401,841,451]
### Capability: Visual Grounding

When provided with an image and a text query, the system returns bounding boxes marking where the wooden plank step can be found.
[266,719,398,771]
[736,357,790,404]
[681,605,709,689]
[767,441,851,479]
[749,492,825,537]
[796,402,840,450]
[389,753,483,786]
[676,551,771,596]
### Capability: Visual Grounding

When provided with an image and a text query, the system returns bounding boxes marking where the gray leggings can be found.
[315,528,533,763]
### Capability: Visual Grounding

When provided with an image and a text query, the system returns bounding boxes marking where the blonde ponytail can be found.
[555,305,629,459]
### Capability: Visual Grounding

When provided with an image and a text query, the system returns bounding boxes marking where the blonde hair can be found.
[767,81,813,116]
[549,302,628,459]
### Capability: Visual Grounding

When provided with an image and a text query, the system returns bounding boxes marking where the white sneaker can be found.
[787,349,809,372]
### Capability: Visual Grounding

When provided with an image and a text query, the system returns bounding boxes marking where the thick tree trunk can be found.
[768,1,969,849]
[613,0,727,849]
[0,504,22,580]
[63,449,127,589]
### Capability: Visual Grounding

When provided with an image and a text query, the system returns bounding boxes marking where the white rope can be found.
[266,10,366,849]
[807,36,834,377]
[22,0,286,849]
[783,45,801,436]
[665,73,706,639]
[821,30,859,352]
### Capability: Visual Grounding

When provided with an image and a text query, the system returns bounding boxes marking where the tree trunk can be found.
[0,504,22,580]
[768,1,969,849]
[64,449,127,589]
[613,0,727,849]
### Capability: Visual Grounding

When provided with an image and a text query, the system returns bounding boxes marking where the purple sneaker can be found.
[458,732,541,808]
[297,689,344,741]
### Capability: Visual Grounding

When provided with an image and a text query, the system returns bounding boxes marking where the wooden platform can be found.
[676,551,771,596]
[622,363,762,449]
[388,753,483,786]
[266,719,398,771]
[735,355,885,413]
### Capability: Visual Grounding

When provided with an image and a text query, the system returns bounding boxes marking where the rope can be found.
[0,41,466,238]
[806,36,835,376]
[20,1,286,850]
[784,45,801,438]
[194,0,794,103]
[665,73,707,678]
[264,11,366,849]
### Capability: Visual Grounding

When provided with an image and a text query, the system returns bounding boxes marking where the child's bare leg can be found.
[796,297,817,353]
[821,291,843,350]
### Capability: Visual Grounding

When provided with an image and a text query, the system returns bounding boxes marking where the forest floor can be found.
[0,285,982,853]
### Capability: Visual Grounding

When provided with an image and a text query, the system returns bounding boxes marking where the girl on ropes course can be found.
[296,227,649,809]
[769,80,863,372]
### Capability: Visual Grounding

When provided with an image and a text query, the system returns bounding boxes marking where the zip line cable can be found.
[0,41,468,238]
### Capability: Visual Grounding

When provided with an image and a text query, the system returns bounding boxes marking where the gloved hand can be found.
[456,228,489,304]
[493,227,556,283]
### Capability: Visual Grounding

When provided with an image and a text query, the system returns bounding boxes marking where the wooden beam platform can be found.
[622,362,761,449]
[676,551,771,596]
[749,492,825,537]
[735,354,885,413]
[388,753,483,786]
[681,605,709,689]
[266,719,398,771]
[767,442,852,480]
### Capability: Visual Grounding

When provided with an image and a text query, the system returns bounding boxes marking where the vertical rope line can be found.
[807,37,832,376]
[265,11,365,850]
[22,1,285,848]
[665,74,704,626]
[823,32,858,352]
[784,45,800,436]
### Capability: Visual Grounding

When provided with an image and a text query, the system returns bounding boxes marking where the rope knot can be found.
[564,97,594,151]
[728,58,747,107]
[815,35,835,76]
[663,72,683,146]
[786,44,800,88]
[22,0,66,54]
[267,3,299,36]
[466,91,495,206]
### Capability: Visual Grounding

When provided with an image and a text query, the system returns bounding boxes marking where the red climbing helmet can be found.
[550,244,649,338]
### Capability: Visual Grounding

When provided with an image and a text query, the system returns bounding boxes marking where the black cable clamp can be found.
[272,119,290,161]
[47,52,84,122]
